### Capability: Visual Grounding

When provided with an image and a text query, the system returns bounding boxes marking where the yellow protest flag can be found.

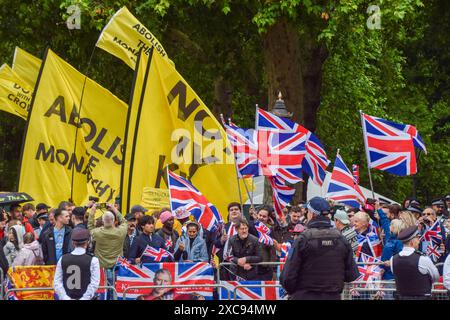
[96,6,171,69]
[18,49,127,207]
[120,49,240,218]
[0,64,33,120]
[12,47,42,87]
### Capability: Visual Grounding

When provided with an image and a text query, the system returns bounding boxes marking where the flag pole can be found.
[220,113,244,210]
[360,110,376,199]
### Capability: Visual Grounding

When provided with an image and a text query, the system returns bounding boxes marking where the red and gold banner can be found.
[8,265,56,300]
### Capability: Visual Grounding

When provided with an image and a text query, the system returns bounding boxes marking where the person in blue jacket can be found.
[174,221,209,262]
[376,203,403,280]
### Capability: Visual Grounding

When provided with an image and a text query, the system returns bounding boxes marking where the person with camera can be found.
[87,202,127,289]
[54,228,100,300]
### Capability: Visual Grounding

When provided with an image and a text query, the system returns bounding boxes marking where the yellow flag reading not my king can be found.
[19,49,127,207]
[12,47,42,88]
[120,49,240,217]
[0,64,33,120]
[96,6,170,69]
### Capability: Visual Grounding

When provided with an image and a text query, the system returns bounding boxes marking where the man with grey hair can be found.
[88,203,127,291]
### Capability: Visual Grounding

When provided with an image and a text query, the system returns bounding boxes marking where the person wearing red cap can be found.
[156,210,179,253]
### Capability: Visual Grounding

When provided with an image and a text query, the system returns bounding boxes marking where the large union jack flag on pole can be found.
[256,107,330,186]
[326,152,366,208]
[167,169,223,232]
[361,112,422,176]
[222,116,306,184]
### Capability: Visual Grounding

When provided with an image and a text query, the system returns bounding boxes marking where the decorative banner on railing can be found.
[219,281,287,300]
[115,260,214,300]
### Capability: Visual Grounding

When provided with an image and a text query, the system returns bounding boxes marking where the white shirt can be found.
[54,247,100,300]
[443,254,450,290]
[390,246,440,283]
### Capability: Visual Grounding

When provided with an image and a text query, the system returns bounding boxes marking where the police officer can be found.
[390,226,439,300]
[54,228,100,300]
[280,197,359,300]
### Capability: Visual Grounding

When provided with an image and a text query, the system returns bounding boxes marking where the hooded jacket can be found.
[13,240,43,266]
[3,225,25,266]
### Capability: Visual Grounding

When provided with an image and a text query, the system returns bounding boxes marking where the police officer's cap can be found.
[406,204,422,214]
[397,226,420,243]
[445,194,450,201]
[307,197,330,215]
[431,198,445,207]
[71,228,90,243]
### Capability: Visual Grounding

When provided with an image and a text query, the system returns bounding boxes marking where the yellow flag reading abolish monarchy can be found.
[0,64,33,120]
[19,49,127,207]
[12,47,42,87]
[96,6,170,69]
[120,49,240,217]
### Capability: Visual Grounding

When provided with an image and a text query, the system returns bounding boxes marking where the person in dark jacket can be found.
[229,218,262,280]
[280,197,359,300]
[123,213,141,259]
[41,209,72,265]
[272,206,303,244]
[129,215,166,264]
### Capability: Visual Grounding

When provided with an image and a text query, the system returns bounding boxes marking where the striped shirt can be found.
[341,226,359,254]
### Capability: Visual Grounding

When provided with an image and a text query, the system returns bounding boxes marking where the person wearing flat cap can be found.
[390,226,439,300]
[280,197,359,300]
[54,228,100,300]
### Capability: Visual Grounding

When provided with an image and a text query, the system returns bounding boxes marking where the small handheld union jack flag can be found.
[142,245,173,262]
[420,220,443,262]
[254,221,274,246]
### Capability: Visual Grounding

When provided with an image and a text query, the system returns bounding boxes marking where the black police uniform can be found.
[392,250,432,300]
[61,253,94,299]
[280,215,359,300]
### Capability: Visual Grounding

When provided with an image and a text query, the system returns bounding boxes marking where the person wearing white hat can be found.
[334,210,358,255]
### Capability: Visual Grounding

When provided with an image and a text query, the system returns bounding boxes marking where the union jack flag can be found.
[165,238,173,250]
[115,261,215,300]
[254,221,274,246]
[352,164,359,185]
[223,222,237,261]
[223,119,260,178]
[256,107,330,186]
[269,176,295,219]
[421,221,443,262]
[355,253,382,289]
[142,245,173,262]
[167,169,223,232]
[361,112,419,176]
[276,241,292,277]
[326,153,366,208]
[219,281,287,300]
[356,230,382,260]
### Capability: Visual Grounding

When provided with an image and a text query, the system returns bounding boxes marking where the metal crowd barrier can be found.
[341,281,449,300]
[233,283,284,300]
[122,284,231,300]
[217,262,284,282]
[4,286,118,300]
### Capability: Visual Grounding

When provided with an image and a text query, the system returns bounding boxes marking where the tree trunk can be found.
[213,75,232,117]
[261,18,328,205]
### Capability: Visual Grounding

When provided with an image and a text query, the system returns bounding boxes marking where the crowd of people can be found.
[0,193,449,300]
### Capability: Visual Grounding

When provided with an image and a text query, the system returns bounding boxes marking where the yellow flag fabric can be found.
[140,187,170,212]
[0,64,33,120]
[18,49,127,207]
[96,6,170,69]
[120,49,241,218]
[12,47,42,87]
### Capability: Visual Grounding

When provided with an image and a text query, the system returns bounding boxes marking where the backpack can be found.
[32,249,44,265]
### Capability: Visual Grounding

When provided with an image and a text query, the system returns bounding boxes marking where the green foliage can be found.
[0,0,448,204]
